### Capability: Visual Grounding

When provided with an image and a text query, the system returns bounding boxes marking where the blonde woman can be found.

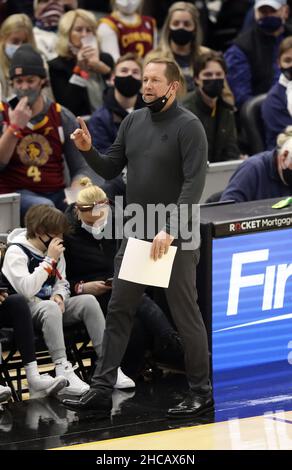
[0,14,37,99]
[145,2,208,94]
[147,2,234,103]
[97,0,157,62]
[48,9,112,117]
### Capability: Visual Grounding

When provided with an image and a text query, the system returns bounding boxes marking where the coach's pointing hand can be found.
[70,116,92,151]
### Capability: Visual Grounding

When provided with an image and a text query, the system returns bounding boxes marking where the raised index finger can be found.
[17,96,29,109]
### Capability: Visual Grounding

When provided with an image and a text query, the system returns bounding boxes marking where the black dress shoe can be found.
[62,388,112,414]
[167,391,214,419]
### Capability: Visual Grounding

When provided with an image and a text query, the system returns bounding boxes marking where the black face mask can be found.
[202,78,224,98]
[169,28,194,46]
[39,234,54,250]
[256,16,283,34]
[281,66,292,81]
[114,75,142,98]
[142,84,172,113]
[282,168,292,186]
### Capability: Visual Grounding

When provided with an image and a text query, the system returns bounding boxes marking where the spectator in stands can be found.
[0,44,98,219]
[33,0,64,61]
[241,0,292,31]
[182,51,240,162]
[63,177,184,379]
[145,1,208,94]
[0,291,67,401]
[88,52,145,201]
[220,125,292,202]
[224,0,292,109]
[0,14,37,99]
[2,204,133,395]
[262,36,292,149]
[88,52,144,153]
[97,0,157,62]
[49,9,111,117]
[143,0,210,37]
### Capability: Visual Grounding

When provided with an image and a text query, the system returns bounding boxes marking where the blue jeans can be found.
[17,189,67,220]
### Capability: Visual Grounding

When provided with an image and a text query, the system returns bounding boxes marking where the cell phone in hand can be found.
[81,35,97,48]
[0,287,8,294]
[7,95,19,109]
[105,278,113,286]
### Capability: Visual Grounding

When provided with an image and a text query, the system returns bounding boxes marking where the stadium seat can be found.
[239,94,267,155]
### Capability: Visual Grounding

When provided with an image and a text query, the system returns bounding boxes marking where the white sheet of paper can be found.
[118,238,177,288]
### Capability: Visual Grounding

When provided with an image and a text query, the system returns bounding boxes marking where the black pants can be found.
[98,291,182,377]
[0,294,35,365]
[91,239,210,393]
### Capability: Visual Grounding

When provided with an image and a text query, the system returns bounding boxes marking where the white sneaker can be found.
[28,374,68,399]
[114,368,135,389]
[0,385,11,403]
[55,361,90,396]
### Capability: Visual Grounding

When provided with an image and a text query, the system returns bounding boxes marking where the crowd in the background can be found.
[0,0,291,205]
[2,0,292,404]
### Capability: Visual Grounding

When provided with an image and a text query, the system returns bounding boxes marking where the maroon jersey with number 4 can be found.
[0,102,65,194]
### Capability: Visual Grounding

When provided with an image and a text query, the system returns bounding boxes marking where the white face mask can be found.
[115,0,141,15]
[5,43,20,59]
[81,219,107,239]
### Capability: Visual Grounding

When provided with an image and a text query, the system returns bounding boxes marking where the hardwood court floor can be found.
[1,360,292,450]
[55,410,292,450]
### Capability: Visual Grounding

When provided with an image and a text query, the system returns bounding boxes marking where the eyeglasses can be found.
[75,199,109,212]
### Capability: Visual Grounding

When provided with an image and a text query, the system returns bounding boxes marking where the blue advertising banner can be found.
[212,228,292,372]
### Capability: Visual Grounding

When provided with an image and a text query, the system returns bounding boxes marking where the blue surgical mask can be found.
[256,16,283,34]
[5,43,20,59]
